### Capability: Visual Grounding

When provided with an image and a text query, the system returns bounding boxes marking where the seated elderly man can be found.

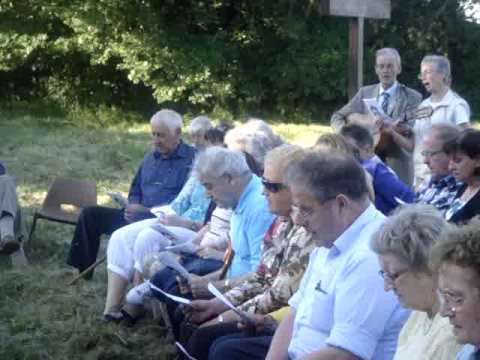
[140,147,275,331]
[416,123,463,212]
[67,109,196,275]
[265,151,408,360]
[331,47,422,186]
[0,163,23,254]
[431,219,480,360]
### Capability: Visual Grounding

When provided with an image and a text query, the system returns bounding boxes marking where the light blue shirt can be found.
[228,175,275,278]
[456,344,479,360]
[170,175,211,223]
[288,204,409,360]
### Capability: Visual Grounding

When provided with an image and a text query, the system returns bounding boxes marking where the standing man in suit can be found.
[331,48,422,186]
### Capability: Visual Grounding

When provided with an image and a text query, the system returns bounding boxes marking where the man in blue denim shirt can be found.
[67,109,195,276]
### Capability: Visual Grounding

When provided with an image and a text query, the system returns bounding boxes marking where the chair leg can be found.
[28,213,39,243]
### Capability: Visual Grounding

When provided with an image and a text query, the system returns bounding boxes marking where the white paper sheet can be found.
[363,98,394,124]
[148,281,191,305]
[175,342,198,360]
[207,282,255,326]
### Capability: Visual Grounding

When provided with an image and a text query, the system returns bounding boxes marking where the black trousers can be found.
[66,206,127,273]
[209,333,273,360]
[187,322,273,360]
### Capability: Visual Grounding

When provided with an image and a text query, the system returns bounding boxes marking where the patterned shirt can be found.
[170,176,211,223]
[416,174,462,214]
[225,216,314,314]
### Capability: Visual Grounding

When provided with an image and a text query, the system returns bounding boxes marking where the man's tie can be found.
[381,92,390,114]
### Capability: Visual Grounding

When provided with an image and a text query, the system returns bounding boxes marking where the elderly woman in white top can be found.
[371,204,461,360]
[414,55,470,187]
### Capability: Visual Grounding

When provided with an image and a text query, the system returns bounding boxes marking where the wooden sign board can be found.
[319,0,391,20]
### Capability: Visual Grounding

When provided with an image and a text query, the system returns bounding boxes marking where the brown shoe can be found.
[0,235,20,255]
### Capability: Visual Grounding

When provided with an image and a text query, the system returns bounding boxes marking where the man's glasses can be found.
[378,268,409,283]
[261,177,286,193]
[437,289,464,313]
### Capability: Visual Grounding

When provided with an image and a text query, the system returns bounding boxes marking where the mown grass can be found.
[0,113,330,360]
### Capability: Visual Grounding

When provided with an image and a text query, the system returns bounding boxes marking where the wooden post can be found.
[348,17,364,99]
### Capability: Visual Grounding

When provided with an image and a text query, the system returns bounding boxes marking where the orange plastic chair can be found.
[29,178,97,240]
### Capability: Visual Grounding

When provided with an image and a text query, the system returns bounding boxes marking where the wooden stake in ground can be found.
[318,0,391,97]
[68,255,106,285]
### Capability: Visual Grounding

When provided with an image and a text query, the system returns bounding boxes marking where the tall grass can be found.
[0,114,329,359]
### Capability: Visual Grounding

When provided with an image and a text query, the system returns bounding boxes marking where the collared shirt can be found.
[393,311,460,360]
[228,175,275,278]
[378,82,398,116]
[416,174,462,214]
[413,89,470,187]
[362,155,415,215]
[288,204,409,360]
[170,176,211,223]
[225,217,314,314]
[456,345,479,360]
[128,141,196,208]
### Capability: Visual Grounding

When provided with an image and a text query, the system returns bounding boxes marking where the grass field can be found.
[0,114,330,360]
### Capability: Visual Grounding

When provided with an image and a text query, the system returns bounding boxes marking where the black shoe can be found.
[0,235,19,255]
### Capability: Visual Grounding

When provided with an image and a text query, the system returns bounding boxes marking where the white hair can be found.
[422,54,451,85]
[193,146,250,180]
[189,116,213,135]
[150,109,183,134]
[244,118,284,147]
[376,47,402,73]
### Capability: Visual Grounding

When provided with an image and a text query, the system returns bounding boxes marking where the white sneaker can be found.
[126,281,152,305]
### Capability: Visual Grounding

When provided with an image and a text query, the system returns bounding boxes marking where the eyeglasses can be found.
[261,177,286,193]
[417,70,436,79]
[291,204,315,219]
[437,289,463,313]
[421,149,444,158]
[378,268,409,283]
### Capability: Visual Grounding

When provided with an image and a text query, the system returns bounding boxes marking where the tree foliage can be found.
[0,0,479,121]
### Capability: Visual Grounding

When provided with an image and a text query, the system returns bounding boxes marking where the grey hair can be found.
[244,118,285,147]
[193,146,251,180]
[285,151,368,203]
[150,109,183,134]
[264,144,303,176]
[422,55,451,85]
[430,123,461,147]
[376,47,402,72]
[371,204,448,273]
[189,116,213,135]
[224,127,279,170]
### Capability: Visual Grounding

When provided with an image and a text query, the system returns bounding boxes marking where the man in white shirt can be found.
[266,151,409,360]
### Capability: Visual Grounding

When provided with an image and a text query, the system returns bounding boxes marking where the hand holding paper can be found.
[207,282,256,326]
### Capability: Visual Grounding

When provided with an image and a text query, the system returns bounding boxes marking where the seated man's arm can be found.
[300,346,361,360]
[266,308,295,360]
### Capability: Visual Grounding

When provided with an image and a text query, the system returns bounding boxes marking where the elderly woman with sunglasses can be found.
[444,129,480,224]
[371,204,461,360]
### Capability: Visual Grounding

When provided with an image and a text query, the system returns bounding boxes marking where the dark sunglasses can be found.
[261,177,286,193]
